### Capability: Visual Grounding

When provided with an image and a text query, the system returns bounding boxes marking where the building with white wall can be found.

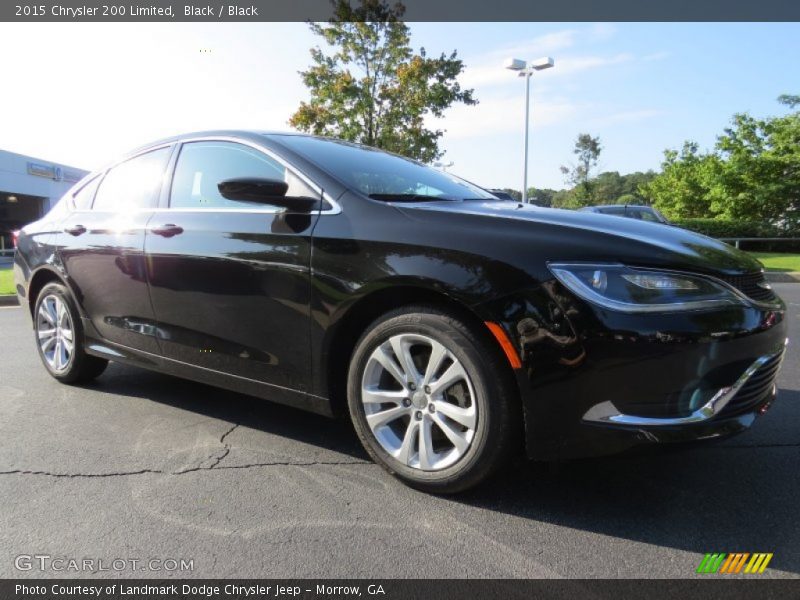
[0,149,87,252]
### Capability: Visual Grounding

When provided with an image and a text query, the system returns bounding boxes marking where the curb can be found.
[0,295,19,306]
[765,272,800,284]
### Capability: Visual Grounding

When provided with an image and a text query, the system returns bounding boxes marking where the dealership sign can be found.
[26,162,83,183]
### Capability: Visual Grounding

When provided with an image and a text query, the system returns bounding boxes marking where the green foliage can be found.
[560,134,602,200]
[526,187,559,207]
[589,170,657,205]
[670,218,777,238]
[642,96,800,223]
[671,218,800,251]
[289,0,476,162]
[549,170,656,209]
[778,94,800,109]
[498,188,522,201]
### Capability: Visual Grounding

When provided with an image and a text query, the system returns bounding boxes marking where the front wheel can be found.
[34,282,108,383]
[347,306,519,493]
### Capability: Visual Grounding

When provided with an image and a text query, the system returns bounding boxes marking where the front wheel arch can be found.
[324,285,519,417]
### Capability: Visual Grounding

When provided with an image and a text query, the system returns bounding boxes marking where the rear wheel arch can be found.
[27,268,67,319]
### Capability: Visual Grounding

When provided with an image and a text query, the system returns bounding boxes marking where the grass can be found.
[0,269,14,295]
[748,252,800,272]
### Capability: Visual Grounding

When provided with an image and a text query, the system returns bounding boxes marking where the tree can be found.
[778,94,800,109]
[641,142,723,218]
[591,171,625,204]
[559,133,602,206]
[642,96,800,223]
[526,188,559,207]
[498,188,522,201]
[289,0,477,162]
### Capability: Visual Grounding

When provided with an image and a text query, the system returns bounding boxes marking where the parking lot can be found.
[1,284,798,579]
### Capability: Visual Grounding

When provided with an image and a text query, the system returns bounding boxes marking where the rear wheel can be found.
[34,282,108,383]
[347,306,519,493]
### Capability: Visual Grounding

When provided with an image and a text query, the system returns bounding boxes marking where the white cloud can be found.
[554,53,635,75]
[436,95,582,138]
[486,23,617,61]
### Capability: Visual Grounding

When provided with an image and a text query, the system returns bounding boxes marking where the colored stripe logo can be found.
[697,553,773,574]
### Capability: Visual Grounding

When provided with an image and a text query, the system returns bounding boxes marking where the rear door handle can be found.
[64,224,86,236]
[150,224,184,238]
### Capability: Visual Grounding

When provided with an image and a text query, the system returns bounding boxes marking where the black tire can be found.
[347,305,520,494]
[33,282,109,384]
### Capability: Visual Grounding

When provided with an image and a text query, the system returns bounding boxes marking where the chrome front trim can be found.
[582,349,785,427]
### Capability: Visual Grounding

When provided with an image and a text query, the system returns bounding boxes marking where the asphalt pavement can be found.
[1,285,798,579]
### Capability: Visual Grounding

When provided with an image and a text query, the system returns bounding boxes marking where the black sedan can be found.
[13,131,788,493]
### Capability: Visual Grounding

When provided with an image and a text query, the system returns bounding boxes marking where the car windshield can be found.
[272,135,498,202]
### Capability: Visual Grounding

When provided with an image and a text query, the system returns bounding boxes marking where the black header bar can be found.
[4,0,800,22]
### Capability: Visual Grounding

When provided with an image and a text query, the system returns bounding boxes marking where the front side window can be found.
[170,141,315,209]
[92,147,171,212]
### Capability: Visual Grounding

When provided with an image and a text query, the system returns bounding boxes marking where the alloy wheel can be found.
[361,333,478,471]
[36,294,75,372]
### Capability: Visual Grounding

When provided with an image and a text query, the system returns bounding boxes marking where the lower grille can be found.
[721,352,784,415]
[718,272,776,303]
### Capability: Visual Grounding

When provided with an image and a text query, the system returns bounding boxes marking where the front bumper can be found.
[582,348,785,427]
[477,281,789,461]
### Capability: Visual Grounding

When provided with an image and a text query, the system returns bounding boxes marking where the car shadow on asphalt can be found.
[86,362,369,461]
[82,365,799,575]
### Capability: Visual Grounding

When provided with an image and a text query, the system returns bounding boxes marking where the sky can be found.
[0,22,798,190]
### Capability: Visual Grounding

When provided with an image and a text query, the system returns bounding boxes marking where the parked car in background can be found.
[13,131,787,493]
[0,219,24,252]
[579,204,670,224]
[487,189,516,201]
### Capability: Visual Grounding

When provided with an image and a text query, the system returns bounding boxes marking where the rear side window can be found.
[93,147,171,212]
[72,177,101,210]
[169,141,315,209]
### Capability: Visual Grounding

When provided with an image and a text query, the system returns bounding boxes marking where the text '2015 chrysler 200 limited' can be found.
[14,131,788,493]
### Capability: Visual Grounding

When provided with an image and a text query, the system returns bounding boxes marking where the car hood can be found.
[397,200,764,275]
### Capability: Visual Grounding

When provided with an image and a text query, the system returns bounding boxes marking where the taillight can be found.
[11,230,19,248]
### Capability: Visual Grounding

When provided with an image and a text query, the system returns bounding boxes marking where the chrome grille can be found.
[721,352,783,415]
[718,272,776,303]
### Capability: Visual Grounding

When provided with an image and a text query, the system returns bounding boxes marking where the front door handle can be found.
[64,224,86,236]
[150,224,184,238]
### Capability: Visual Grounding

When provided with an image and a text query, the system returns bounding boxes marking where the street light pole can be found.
[523,71,531,204]
[504,56,554,204]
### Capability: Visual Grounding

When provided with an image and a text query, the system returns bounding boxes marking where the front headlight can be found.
[548,263,746,313]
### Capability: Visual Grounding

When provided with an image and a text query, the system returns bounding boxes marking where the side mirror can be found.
[217,178,320,212]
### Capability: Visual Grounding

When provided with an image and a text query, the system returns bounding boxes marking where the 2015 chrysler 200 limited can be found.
[14,131,788,493]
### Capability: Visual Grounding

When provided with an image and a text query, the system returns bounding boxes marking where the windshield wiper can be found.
[368,193,453,203]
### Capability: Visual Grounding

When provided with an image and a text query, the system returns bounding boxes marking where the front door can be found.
[145,140,320,392]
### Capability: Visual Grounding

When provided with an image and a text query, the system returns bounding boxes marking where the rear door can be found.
[58,146,172,353]
[144,139,321,392]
